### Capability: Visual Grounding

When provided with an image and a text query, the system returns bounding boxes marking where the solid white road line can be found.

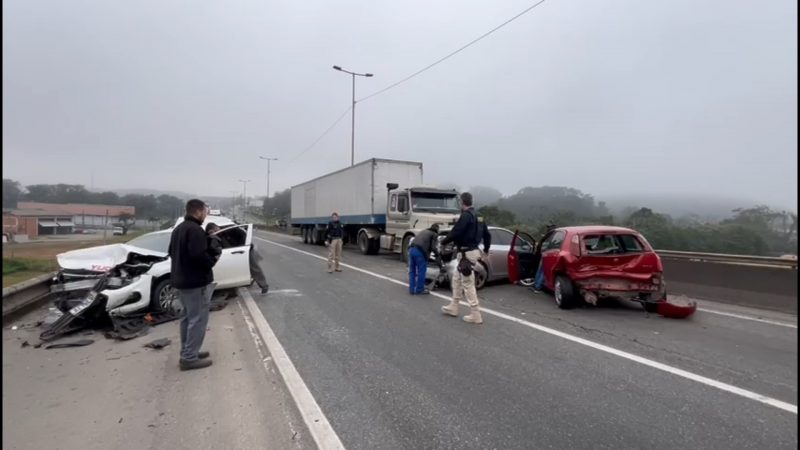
[697,308,797,329]
[257,236,798,415]
[239,288,346,450]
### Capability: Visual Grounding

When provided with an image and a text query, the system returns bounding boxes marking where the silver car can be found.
[429,226,537,290]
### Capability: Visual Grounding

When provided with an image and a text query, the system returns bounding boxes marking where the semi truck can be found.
[290,158,461,261]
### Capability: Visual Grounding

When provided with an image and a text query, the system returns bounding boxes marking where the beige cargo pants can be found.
[327,238,343,272]
[452,249,481,309]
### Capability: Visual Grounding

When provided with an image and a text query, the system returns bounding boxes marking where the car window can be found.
[582,233,644,255]
[127,232,171,253]
[516,232,536,251]
[217,225,248,248]
[618,234,645,252]
[490,229,513,246]
[546,231,566,251]
[398,196,409,213]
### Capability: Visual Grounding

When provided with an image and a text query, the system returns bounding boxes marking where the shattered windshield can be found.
[411,193,460,213]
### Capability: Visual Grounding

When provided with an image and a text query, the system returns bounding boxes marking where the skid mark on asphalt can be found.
[257,236,798,415]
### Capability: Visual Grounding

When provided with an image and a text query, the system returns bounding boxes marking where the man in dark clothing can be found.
[325,212,344,273]
[408,224,440,295]
[249,243,270,294]
[440,192,483,324]
[169,199,218,371]
[206,223,223,263]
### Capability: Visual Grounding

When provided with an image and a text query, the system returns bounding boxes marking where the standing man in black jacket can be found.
[169,199,218,371]
[440,192,483,324]
[325,212,344,273]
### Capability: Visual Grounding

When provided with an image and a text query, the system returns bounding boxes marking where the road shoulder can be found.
[2,293,314,450]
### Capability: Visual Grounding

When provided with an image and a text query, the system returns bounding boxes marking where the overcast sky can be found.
[3,0,797,209]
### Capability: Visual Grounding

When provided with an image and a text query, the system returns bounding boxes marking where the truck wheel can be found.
[315,229,326,246]
[358,231,370,255]
[302,227,309,244]
[401,235,413,263]
[554,275,577,309]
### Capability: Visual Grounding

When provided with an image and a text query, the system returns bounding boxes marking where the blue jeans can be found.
[408,247,428,294]
[534,260,545,290]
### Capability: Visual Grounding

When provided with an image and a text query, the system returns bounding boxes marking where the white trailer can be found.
[291,158,460,260]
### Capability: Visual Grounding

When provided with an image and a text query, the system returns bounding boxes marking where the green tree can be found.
[477,206,516,227]
[3,179,22,208]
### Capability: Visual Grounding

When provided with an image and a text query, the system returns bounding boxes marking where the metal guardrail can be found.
[655,250,798,269]
[2,273,54,319]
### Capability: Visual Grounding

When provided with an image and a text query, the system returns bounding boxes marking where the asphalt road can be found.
[252,230,797,450]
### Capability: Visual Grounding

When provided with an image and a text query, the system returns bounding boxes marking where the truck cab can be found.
[381,184,461,261]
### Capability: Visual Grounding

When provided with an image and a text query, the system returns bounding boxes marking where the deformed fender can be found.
[106,274,154,317]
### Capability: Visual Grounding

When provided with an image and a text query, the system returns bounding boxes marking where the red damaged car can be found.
[508,225,696,318]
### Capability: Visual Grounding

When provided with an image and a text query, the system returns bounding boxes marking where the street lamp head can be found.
[333,65,342,71]
[365,73,374,77]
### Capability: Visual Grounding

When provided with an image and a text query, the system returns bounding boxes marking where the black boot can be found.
[180,358,213,371]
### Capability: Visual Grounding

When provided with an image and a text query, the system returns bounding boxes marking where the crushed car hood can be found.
[57,244,167,272]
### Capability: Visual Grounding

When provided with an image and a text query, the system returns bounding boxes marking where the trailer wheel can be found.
[315,229,326,246]
[302,227,309,244]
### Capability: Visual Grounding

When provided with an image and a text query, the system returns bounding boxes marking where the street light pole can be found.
[259,156,278,199]
[333,65,373,166]
[238,179,251,211]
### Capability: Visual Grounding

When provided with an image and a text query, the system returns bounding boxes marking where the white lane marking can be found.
[257,236,798,415]
[269,289,303,297]
[697,308,797,329]
[239,287,346,449]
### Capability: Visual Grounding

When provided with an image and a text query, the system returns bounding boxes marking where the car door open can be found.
[213,224,254,289]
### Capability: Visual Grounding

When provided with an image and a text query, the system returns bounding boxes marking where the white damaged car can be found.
[52,216,255,317]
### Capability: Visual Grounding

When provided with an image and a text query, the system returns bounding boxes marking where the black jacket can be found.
[479,220,491,253]
[168,216,217,289]
[442,208,480,249]
[208,235,223,260]
[410,229,439,256]
[326,221,344,240]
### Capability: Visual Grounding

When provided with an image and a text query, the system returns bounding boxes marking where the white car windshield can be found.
[126,232,171,253]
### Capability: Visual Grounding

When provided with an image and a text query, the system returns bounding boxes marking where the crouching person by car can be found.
[408,224,440,295]
[249,242,270,295]
[169,199,218,371]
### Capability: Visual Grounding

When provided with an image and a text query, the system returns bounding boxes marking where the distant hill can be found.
[111,188,197,200]
[599,193,793,221]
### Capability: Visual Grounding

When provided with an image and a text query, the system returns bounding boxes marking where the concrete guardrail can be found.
[2,273,55,321]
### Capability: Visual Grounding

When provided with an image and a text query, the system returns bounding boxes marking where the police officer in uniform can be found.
[440,192,483,324]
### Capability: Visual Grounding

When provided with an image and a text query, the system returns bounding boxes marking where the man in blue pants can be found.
[408,224,440,295]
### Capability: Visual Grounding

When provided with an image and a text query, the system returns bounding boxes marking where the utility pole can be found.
[238,179,251,217]
[333,65,374,166]
[259,156,278,199]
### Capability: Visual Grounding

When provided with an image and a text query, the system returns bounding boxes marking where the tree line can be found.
[474,186,797,257]
[3,179,185,221]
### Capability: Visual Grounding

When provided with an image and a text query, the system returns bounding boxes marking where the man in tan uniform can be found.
[325,212,344,273]
[440,192,483,324]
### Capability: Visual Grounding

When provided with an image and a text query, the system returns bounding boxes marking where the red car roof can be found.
[557,225,640,235]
